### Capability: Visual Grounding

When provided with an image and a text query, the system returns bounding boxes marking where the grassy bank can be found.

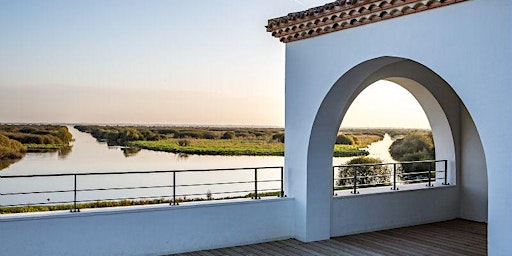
[130,139,368,157]
[131,139,283,156]
[0,191,281,214]
[75,125,389,157]
[25,143,71,152]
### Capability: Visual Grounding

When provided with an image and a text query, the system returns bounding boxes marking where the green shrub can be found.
[178,139,190,146]
[272,133,285,143]
[221,131,235,139]
[203,132,217,139]
[337,157,390,188]
[335,134,354,145]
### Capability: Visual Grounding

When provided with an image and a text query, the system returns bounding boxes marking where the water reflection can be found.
[0,157,23,170]
[177,153,189,159]
[58,146,73,159]
[121,147,141,157]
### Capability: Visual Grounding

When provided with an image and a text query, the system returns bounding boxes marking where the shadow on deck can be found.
[173,219,486,256]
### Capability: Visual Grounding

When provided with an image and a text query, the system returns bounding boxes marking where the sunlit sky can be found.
[0,0,429,128]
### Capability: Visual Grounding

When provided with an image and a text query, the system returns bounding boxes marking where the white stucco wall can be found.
[284,0,510,253]
[0,198,294,256]
[459,105,488,222]
[331,186,458,237]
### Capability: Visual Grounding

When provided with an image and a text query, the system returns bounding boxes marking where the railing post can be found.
[70,174,79,212]
[351,167,359,194]
[333,166,336,195]
[391,163,398,190]
[442,160,450,185]
[171,171,178,205]
[427,162,434,187]
[253,168,260,199]
[280,167,284,197]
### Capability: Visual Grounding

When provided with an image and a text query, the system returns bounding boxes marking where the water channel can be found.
[0,127,394,207]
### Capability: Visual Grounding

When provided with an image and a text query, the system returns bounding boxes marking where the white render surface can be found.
[331,186,458,237]
[0,198,294,256]
[284,0,509,254]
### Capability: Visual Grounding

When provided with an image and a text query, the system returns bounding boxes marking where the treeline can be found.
[335,128,429,146]
[74,125,285,146]
[0,125,72,145]
[0,125,73,170]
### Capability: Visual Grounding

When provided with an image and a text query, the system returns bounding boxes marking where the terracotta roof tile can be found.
[266,0,468,43]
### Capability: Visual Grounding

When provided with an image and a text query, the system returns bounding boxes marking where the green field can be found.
[131,138,368,157]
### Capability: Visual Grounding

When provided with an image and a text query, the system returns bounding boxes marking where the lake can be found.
[0,127,394,207]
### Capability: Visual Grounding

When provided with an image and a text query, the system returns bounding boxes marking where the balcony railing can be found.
[333,160,449,195]
[0,166,284,213]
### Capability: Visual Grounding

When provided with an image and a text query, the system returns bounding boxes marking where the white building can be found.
[266,0,510,255]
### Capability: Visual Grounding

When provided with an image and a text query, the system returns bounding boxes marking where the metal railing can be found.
[333,160,449,195]
[0,166,284,212]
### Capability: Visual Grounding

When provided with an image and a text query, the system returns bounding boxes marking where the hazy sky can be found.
[0,0,429,128]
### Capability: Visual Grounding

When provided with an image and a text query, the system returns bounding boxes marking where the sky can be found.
[0,0,430,128]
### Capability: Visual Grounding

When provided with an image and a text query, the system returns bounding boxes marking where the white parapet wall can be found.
[0,198,294,256]
[331,185,458,237]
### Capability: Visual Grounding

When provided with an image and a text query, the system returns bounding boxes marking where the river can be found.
[0,127,395,206]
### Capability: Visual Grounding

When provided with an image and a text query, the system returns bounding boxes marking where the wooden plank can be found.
[300,240,355,256]
[319,237,384,256]
[277,239,326,256]
[387,223,487,251]
[168,220,487,256]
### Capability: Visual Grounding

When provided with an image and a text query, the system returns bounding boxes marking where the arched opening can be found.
[295,56,487,241]
[333,80,436,192]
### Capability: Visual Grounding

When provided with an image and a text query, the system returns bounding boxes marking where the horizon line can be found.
[0,121,431,130]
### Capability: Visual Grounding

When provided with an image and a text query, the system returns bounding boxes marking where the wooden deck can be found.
[173,219,486,256]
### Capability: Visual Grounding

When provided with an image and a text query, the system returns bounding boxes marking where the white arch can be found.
[289,56,487,242]
[282,1,509,252]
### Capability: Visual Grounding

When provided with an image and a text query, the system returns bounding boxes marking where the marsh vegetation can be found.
[75,125,396,157]
[389,130,435,176]
[0,126,435,213]
[0,125,73,169]
[336,129,435,188]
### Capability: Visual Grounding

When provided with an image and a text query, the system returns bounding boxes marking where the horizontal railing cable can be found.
[333,160,449,195]
[0,166,285,213]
